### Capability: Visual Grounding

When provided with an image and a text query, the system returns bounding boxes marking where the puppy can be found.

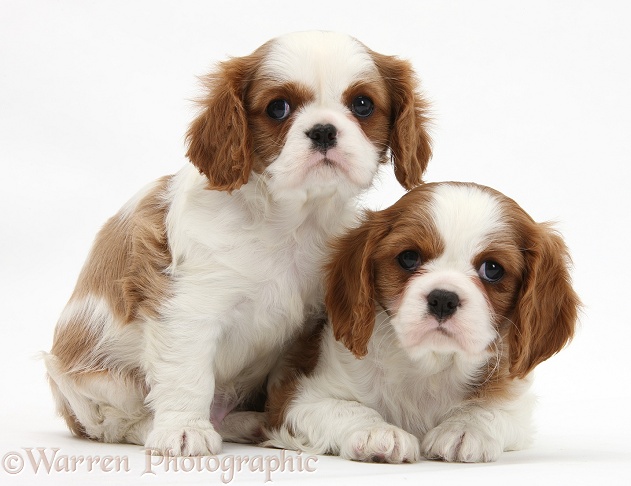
[266,182,580,463]
[44,31,431,456]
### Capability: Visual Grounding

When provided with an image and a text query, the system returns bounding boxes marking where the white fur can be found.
[267,184,535,463]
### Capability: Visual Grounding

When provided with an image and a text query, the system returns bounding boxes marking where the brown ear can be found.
[325,212,390,358]
[370,51,432,190]
[509,223,581,378]
[185,54,260,192]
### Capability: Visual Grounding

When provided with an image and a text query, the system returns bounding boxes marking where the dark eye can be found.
[478,261,505,283]
[266,99,291,120]
[351,96,374,118]
[397,250,421,272]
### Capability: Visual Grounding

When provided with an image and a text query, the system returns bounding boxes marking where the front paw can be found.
[146,420,222,456]
[422,421,502,463]
[340,425,421,463]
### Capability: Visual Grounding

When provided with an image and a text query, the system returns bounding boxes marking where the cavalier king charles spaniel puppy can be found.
[44,31,431,456]
[266,182,580,463]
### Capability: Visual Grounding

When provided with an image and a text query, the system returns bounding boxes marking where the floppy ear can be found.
[325,213,390,358]
[370,51,432,190]
[185,54,260,192]
[508,223,581,378]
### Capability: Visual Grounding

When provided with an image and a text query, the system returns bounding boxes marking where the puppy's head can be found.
[326,182,580,378]
[186,31,431,197]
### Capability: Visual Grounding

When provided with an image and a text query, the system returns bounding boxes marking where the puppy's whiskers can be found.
[372,309,399,360]
[478,335,502,387]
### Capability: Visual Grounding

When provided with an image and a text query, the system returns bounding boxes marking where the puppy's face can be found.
[186,31,431,196]
[374,184,524,360]
[327,183,580,378]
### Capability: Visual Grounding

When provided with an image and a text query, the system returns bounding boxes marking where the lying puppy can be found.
[266,182,580,463]
[44,31,431,456]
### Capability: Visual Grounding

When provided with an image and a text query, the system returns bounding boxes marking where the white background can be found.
[1,0,630,484]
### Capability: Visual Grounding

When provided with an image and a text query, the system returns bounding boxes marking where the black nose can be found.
[306,123,337,151]
[427,289,460,321]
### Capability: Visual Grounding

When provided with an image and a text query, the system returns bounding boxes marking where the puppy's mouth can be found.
[319,157,345,173]
[306,151,347,174]
[433,325,454,337]
[413,320,457,342]
[396,316,465,354]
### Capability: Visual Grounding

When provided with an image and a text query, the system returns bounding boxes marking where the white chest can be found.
[168,228,326,385]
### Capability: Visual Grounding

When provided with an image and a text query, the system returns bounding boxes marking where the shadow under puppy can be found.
[266,182,580,463]
[43,31,431,456]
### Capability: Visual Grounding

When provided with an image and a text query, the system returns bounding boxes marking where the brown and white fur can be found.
[266,182,580,463]
[43,31,431,456]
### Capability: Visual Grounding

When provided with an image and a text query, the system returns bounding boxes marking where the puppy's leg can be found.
[421,396,535,463]
[143,319,223,456]
[268,398,421,464]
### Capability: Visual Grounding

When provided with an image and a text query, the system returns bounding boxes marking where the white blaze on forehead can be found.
[264,31,379,99]
[429,184,504,271]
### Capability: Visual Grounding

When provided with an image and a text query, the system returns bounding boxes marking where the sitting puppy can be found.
[44,31,432,456]
[266,182,580,463]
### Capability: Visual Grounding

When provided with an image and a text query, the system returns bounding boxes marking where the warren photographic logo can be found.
[2,447,318,483]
